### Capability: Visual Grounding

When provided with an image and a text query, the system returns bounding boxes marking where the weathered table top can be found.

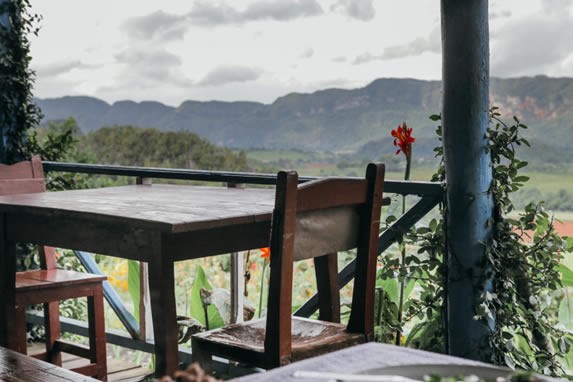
[0,345,98,381]
[233,343,499,382]
[0,184,275,233]
[0,183,277,377]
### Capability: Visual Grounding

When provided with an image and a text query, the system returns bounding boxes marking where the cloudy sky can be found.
[30,0,573,106]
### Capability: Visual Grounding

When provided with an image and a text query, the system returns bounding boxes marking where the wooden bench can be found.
[0,345,99,381]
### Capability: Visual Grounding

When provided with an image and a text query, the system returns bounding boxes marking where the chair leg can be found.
[314,253,341,323]
[44,301,62,366]
[88,286,107,381]
[15,304,28,354]
[191,338,213,374]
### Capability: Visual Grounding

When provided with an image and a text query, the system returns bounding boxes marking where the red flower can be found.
[260,247,270,262]
[391,122,415,158]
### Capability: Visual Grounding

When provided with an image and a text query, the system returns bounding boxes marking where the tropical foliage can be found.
[376,109,573,377]
[0,0,42,163]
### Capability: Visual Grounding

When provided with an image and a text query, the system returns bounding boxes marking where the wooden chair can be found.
[0,157,108,380]
[192,162,386,370]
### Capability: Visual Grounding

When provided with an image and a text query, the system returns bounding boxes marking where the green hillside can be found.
[36,76,573,171]
[78,126,248,171]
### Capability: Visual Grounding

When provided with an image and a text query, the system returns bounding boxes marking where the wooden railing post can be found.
[135,177,153,339]
[227,182,245,324]
[136,177,152,185]
[139,262,154,340]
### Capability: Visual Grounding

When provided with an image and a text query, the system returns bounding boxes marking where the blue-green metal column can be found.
[441,0,494,361]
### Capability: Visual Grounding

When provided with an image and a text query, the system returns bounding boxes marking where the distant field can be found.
[245,149,573,212]
[522,171,573,194]
[555,211,573,221]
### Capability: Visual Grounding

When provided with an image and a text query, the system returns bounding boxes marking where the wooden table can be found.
[0,345,98,381]
[234,343,502,382]
[0,184,275,377]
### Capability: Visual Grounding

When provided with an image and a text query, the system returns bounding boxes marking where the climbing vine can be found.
[481,108,571,375]
[0,0,42,163]
[377,108,573,376]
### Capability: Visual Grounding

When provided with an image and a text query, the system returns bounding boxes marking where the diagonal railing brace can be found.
[74,250,141,339]
[294,194,442,318]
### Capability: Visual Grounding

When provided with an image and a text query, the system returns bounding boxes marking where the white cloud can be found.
[300,48,314,59]
[29,0,573,105]
[197,65,264,86]
[36,60,100,77]
[491,2,573,77]
[331,0,375,21]
[188,0,323,26]
[352,27,441,64]
[122,11,189,41]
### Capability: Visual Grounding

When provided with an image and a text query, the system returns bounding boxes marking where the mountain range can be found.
[36,76,573,167]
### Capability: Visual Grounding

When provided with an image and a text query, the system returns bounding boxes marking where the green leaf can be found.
[513,176,530,183]
[190,265,225,329]
[559,264,573,287]
[127,260,141,320]
[515,161,528,169]
[377,277,400,304]
[566,237,573,251]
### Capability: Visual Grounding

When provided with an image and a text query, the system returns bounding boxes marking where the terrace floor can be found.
[28,343,152,382]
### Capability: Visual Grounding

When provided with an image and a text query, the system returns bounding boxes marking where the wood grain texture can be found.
[314,253,340,323]
[236,342,493,382]
[0,184,275,233]
[0,182,275,378]
[193,317,364,366]
[0,345,99,381]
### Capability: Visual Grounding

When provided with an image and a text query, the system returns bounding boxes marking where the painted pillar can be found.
[441,0,494,361]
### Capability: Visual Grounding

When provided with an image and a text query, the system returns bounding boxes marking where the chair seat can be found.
[16,269,106,293]
[193,317,366,365]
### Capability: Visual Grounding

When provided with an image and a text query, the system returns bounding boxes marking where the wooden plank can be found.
[165,220,271,262]
[238,342,490,382]
[297,178,367,210]
[16,270,105,290]
[30,343,151,382]
[0,184,275,233]
[0,345,98,381]
[15,284,102,306]
[6,213,154,262]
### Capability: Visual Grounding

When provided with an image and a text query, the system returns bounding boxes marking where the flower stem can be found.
[395,155,411,345]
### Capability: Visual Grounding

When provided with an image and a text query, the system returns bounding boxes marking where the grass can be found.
[522,171,573,194]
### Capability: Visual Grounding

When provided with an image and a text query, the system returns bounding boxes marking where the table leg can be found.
[148,234,179,378]
[0,215,21,351]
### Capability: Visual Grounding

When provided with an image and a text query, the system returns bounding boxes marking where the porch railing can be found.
[39,161,444,363]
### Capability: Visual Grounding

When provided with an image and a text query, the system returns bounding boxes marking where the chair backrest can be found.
[0,156,56,269]
[0,156,46,195]
[264,162,385,364]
